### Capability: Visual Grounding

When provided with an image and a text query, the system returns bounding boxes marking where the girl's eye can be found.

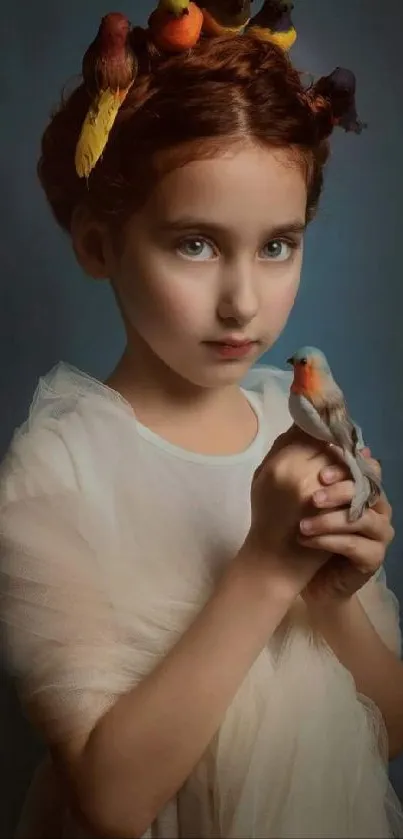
[259,239,296,262]
[176,237,217,261]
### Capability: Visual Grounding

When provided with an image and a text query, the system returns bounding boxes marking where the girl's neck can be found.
[105,348,258,456]
[107,346,239,417]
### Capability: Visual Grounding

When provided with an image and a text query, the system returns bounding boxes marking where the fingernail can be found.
[313,490,327,505]
[322,468,338,482]
[300,519,313,533]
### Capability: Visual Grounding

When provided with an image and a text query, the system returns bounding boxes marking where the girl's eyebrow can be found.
[156,217,307,237]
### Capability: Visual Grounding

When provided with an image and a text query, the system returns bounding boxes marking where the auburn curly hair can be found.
[38,31,334,234]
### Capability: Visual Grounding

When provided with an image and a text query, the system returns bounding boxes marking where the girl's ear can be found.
[71,205,113,280]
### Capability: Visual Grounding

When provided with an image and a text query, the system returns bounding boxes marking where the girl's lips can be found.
[204,341,257,359]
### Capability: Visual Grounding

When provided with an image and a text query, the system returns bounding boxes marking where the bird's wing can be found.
[290,388,360,451]
[318,396,359,453]
[288,392,334,443]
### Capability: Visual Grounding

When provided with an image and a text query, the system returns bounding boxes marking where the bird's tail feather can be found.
[355,450,382,504]
[343,449,382,522]
[75,86,131,179]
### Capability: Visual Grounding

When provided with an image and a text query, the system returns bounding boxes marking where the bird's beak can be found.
[286,356,294,366]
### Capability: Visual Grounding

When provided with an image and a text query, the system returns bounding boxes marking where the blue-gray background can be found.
[1,1,402,834]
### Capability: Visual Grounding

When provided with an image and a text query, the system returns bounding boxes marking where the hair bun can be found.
[129,25,161,69]
[307,89,335,140]
[39,36,334,232]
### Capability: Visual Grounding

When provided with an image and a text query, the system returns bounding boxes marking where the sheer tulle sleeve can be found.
[357,567,402,657]
[0,428,136,746]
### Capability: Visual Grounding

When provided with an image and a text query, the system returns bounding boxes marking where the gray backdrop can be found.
[1,1,403,835]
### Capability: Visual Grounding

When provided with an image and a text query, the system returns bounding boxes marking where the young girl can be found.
[1,7,403,838]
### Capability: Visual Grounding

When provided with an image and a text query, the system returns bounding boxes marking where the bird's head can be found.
[99,12,131,46]
[263,0,294,12]
[165,0,191,17]
[287,346,331,396]
[328,67,356,96]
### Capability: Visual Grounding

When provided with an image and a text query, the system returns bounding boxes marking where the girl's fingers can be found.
[297,533,384,573]
[299,507,394,543]
[311,483,392,526]
[319,465,348,485]
[372,490,392,518]
[312,481,354,509]
[319,451,381,488]
[367,457,382,479]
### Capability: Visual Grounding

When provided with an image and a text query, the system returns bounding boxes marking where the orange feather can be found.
[290,362,323,399]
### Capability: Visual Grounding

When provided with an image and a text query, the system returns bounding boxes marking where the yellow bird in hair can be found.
[159,0,191,15]
[75,13,137,179]
[198,1,253,37]
[247,0,297,51]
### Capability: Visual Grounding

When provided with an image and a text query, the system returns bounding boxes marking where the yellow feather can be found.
[75,87,129,179]
[248,26,297,51]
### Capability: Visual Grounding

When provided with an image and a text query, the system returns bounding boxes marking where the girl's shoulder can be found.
[241,364,293,439]
[0,362,293,506]
[241,363,293,398]
[0,363,133,506]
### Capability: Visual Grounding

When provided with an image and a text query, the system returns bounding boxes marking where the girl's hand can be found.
[244,426,342,603]
[298,449,395,602]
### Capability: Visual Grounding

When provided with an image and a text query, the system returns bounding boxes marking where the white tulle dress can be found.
[1,362,402,838]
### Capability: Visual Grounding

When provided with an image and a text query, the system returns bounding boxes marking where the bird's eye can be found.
[300,358,307,366]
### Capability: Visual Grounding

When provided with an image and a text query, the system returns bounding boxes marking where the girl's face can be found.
[108,143,307,389]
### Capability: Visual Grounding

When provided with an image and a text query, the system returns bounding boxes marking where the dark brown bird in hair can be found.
[82,12,137,97]
[76,13,138,180]
[247,0,296,51]
[197,1,254,36]
[314,67,367,134]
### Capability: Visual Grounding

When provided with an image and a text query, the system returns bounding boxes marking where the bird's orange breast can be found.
[291,364,322,397]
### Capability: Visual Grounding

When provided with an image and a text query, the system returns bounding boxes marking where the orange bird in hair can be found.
[148,0,204,52]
